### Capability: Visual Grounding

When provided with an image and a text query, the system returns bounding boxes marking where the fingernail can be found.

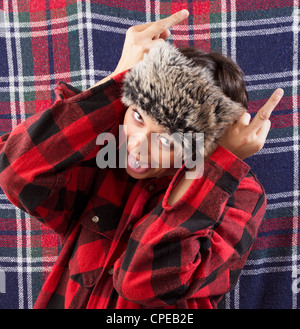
[276,88,284,97]
[180,9,189,18]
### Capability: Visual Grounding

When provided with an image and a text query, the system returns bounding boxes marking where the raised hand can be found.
[218,88,284,160]
[113,10,189,74]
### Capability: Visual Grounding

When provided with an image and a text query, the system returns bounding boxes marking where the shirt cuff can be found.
[54,81,82,101]
[111,70,128,88]
[208,145,250,182]
[54,70,128,103]
[162,145,250,211]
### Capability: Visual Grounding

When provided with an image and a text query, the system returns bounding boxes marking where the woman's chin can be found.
[125,166,152,179]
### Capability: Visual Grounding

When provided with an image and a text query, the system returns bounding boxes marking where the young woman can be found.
[0,11,283,309]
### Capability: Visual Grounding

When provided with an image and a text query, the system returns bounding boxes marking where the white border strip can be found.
[291,0,299,309]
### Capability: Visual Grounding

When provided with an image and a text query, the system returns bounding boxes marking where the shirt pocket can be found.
[79,202,123,240]
[68,225,111,288]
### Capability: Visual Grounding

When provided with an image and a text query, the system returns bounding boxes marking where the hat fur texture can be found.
[121,42,246,157]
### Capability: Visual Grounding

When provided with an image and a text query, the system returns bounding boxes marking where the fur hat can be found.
[121,42,246,157]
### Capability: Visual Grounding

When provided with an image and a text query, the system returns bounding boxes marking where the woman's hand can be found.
[113,9,189,74]
[90,10,189,89]
[218,88,284,160]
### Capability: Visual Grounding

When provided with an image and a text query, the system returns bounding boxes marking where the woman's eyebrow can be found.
[136,106,170,135]
[154,126,170,135]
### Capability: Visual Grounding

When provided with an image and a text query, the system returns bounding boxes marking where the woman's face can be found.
[122,105,182,179]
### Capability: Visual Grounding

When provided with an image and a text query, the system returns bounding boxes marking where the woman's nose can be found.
[127,136,141,151]
[127,133,149,154]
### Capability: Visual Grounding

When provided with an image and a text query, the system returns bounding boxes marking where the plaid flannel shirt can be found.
[0,72,266,309]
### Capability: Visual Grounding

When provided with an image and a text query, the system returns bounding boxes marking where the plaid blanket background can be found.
[0,0,299,309]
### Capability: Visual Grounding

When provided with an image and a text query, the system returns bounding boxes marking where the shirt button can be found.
[92,216,99,223]
[148,184,155,192]
[108,267,114,275]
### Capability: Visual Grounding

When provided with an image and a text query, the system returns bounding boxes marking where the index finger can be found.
[249,88,284,132]
[143,10,189,38]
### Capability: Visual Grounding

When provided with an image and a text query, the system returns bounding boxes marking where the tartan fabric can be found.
[0,0,299,309]
[0,73,266,309]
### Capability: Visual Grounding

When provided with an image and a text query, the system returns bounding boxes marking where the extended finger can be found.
[256,120,271,151]
[257,119,271,137]
[132,21,157,33]
[249,88,284,132]
[143,10,189,38]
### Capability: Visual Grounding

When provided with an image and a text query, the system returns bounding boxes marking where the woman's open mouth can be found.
[127,152,151,174]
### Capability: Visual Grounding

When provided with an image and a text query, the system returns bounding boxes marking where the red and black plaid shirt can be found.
[0,72,266,309]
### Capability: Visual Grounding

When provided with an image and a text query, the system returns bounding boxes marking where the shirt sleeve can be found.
[0,72,127,237]
[113,146,266,308]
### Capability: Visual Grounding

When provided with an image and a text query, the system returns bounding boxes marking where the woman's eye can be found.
[159,136,171,147]
[133,110,143,123]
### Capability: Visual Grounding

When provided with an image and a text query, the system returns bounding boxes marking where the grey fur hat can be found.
[121,42,246,157]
